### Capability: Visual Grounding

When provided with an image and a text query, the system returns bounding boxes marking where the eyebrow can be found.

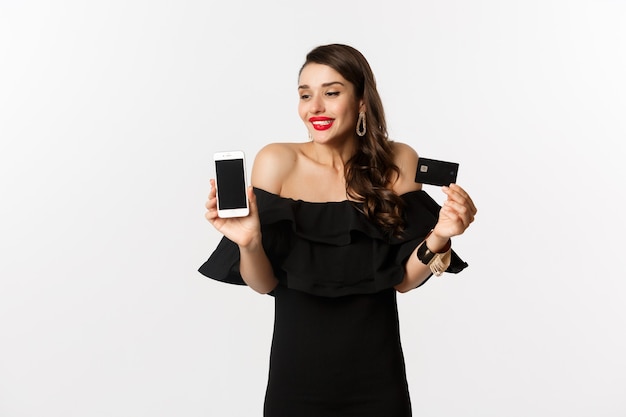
[298,81,345,90]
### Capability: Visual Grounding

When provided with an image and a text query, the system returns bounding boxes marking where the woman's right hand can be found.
[205,179,261,248]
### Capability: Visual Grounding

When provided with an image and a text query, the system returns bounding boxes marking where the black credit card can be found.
[414,157,459,186]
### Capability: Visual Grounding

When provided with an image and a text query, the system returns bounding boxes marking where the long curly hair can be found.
[300,44,405,237]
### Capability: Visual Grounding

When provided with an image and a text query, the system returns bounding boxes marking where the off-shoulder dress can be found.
[199,188,467,417]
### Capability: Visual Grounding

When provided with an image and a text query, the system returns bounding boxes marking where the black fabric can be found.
[198,187,468,297]
[198,187,469,415]
[264,285,412,417]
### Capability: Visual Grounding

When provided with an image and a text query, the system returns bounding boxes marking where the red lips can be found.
[309,117,334,131]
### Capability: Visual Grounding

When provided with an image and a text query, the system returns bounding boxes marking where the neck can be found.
[306,139,358,171]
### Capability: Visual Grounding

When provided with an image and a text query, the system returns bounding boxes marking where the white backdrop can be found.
[1,1,625,416]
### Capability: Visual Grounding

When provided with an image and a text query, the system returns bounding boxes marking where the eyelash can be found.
[299,91,340,100]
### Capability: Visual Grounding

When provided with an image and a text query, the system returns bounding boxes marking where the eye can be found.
[326,91,340,97]
[299,93,311,100]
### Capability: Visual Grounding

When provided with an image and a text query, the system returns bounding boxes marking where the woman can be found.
[200,44,477,416]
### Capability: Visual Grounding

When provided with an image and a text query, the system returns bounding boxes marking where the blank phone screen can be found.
[215,159,247,209]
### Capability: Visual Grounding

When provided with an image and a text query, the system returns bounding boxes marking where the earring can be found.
[308,131,313,141]
[356,112,366,137]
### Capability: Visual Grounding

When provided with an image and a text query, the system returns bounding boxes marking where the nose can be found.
[308,94,324,114]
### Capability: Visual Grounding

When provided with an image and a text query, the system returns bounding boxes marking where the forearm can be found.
[239,236,279,294]
[394,233,450,293]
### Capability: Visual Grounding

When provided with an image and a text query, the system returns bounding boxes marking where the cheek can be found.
[341,105,358,124]
[338,101,358,119]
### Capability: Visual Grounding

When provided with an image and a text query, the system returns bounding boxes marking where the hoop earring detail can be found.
[356,112,366,137]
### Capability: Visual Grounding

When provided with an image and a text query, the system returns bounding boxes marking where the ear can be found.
[358,99,366,113]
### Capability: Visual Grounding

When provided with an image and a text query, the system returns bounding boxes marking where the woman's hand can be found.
[432,183,477,240]
[205,179,261,248]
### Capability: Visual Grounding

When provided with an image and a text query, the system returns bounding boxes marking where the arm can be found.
[205,179,277,294]
[390,142,477,293]
[238,144,298,292]
[204,144,296,294]
[394,231,451,293]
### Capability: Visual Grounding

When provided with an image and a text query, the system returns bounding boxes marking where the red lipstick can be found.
[309,117,334,131]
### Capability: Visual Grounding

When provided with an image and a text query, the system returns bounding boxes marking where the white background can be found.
[1,0,625,416]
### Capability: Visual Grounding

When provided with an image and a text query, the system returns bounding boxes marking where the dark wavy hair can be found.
[300,44,405,237]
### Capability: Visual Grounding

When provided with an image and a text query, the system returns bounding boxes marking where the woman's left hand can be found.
[432,183,477,239]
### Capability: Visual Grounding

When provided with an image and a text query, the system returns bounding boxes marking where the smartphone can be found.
[213,150,250,218]
[414,157,459,186]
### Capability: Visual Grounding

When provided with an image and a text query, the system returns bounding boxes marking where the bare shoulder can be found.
[390,141,422,194]
[251,143,300,194]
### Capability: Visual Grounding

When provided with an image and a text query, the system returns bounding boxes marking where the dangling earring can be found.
[308,131,313,141]
[356,112,366,137]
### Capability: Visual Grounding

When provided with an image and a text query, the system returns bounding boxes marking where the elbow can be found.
[395,273,430,294]
[250,278,279,295]
[394,279,413,294]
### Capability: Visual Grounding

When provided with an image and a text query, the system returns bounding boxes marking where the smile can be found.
[310,117,334,131]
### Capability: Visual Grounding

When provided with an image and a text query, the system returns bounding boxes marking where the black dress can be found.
[199,188,467,417]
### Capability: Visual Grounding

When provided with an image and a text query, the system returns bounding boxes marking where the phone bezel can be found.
[213,150,250,218]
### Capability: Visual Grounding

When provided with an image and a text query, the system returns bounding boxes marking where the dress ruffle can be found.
[198,188,468,297]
